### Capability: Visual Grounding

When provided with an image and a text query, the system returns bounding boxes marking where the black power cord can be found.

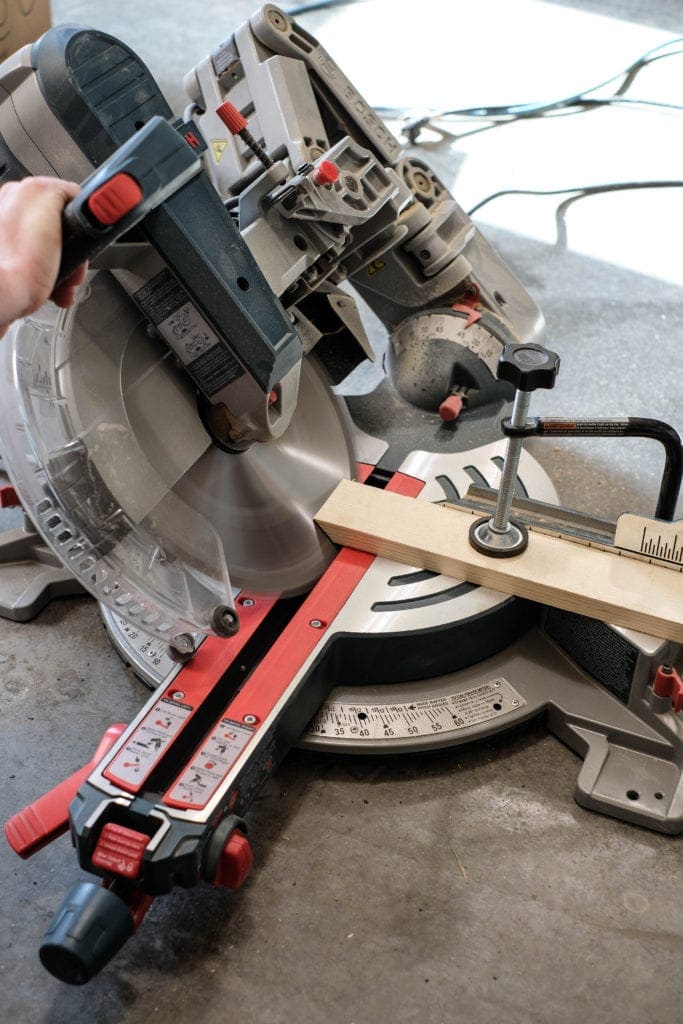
[378,38,683,142]
[467,180,683,248]
[284,6,682,137]
[283,2,683,237]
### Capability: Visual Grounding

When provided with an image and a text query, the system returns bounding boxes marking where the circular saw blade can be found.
[62,270,356,600]
[173,355,356,596]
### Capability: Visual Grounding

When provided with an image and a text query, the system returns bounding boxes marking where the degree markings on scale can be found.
[407,314,501,376]
[308,679,526,741]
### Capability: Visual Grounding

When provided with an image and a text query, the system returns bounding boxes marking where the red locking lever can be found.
[652,664,683,713]
[5,724,126,858]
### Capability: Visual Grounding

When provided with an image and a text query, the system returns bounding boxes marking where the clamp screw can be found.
[215,101,274,170]
[497,342,561,393]
[652,663,683,712]
[470,343,560,557]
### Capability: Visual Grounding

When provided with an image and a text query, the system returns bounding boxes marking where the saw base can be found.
[102,443,682,834]
[102,602,682,834]
[0,519,85,621]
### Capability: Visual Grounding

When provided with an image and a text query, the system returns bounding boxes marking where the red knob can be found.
[216,101,248,136]
[213,830,253,889]
[0,485,20,508]
[438,394,464,423]
[653,664,683,712]
[311,160,339,187]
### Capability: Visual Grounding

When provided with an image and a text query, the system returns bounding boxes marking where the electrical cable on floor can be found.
[379,39,683,142]
[284,3,682,141]
[283,1,682,242]
[467,180,683,249]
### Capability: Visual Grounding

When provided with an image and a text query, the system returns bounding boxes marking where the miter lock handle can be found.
[470,342,561,557]
[58,116,203,285]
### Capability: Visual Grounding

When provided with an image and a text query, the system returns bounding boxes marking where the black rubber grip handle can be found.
[56,116,203,287]
[58,200,104,284]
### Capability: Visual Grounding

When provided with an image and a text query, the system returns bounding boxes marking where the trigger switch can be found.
[87,173,143,226]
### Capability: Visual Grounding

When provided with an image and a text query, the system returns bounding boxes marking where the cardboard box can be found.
[0,1,51,62]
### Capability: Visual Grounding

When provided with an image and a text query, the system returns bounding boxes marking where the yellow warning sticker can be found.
[211,140,228,163]
[366,259,385,276]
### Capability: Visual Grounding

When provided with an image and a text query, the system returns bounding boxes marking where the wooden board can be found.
[315,480,683,643]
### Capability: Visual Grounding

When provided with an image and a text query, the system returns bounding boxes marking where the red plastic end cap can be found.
[87,173,143,226]
[653,665,683,713]
[92,823,149,879]
[0,485,20,508]
[439,394,464,422]
[311,160,339,187]
[214,830,253,890]
[216,101,248,135]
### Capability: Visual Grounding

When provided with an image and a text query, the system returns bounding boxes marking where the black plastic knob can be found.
[496,343,560,392]
[39,882,135,984]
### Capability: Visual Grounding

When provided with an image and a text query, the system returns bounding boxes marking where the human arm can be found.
[0,176,87,339]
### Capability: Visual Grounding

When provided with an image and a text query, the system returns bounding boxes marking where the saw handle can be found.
[57,115,202,286]
[4,724,126,859]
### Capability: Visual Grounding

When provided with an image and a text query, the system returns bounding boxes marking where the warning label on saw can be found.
[105,696,193,790]
[307,677,526,742]
[164,718,254,810]
[133,269,245,396]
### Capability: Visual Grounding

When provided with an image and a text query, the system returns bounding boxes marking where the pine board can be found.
[315,480,683,642]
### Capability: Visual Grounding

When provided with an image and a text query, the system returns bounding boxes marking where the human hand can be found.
[0,177,88,338]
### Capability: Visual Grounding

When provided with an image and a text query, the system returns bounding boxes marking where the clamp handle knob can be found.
[497,343,560,392]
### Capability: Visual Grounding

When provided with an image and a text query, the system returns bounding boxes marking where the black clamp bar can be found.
[501,416,683,521]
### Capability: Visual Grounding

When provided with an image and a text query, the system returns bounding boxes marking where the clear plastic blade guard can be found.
[0,273,233,642]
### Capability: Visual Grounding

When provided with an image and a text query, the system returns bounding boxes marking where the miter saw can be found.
[0,4,681,986]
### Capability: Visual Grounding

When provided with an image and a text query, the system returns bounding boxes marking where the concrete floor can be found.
[1,1,682,1022]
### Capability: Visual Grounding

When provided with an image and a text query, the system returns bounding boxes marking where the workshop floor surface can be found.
[1,1,681,1022]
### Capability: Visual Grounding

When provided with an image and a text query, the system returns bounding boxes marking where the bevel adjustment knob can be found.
[497,343,561,392]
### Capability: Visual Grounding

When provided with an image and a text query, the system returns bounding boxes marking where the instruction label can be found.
[105,695,193,789]
[164,718,254,809]
[133,269,244,396]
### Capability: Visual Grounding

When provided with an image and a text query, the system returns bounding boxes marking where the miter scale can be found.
[0,3,681,986]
